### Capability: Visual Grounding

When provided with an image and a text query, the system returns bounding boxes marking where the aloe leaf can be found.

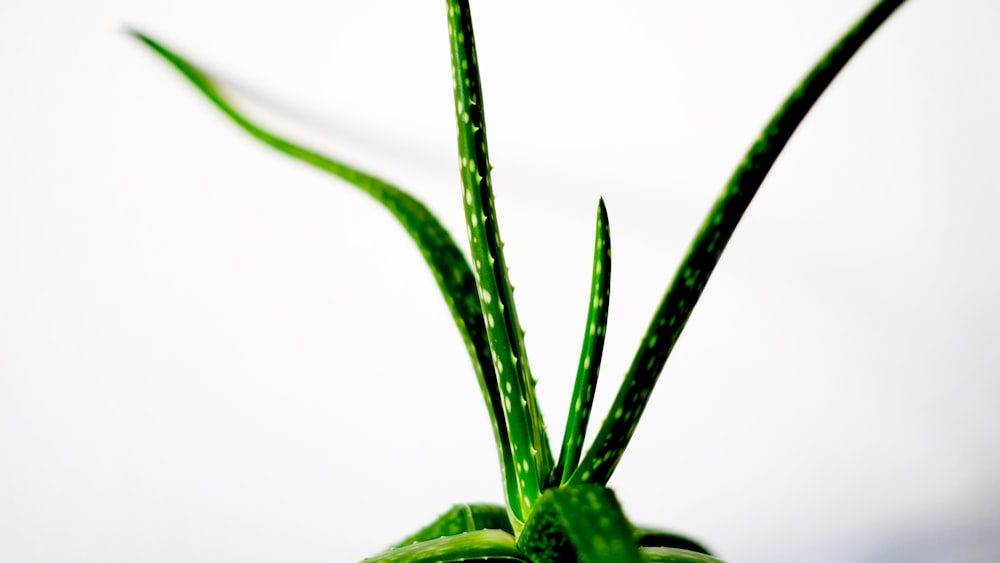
[445,0,552,521]
[363,530,527,563]
[641,548,725,563]
[129,30,523,520]
[554,198,612,485]
[394,504,514,548]
[517,484,642,563]
[637,528,713,556]
[570,0,907,486]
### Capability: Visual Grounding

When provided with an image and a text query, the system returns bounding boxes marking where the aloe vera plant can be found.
[132,0,907,560]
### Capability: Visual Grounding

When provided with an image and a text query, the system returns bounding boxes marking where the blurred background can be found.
[2,0,999,561]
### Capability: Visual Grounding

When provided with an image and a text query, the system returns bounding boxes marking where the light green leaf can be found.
[363,530,526,563]
[571,0,908,486]
[554,198,612,485]
[641,547,725,563]
[394,504,513,548]
[130,30,522,519]
[444,0,553,523]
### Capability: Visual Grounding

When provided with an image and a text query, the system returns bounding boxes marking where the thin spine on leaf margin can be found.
[554,198,612,485]
[363,530,526,563]
[392,504,513,549]
[570,0,907,486]
[129,31,524,520]
[445,0,553,523]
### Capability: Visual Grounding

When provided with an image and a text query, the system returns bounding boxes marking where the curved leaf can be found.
[641,547,725,563]
[571,0,908,486]
[363,530,526,563]
[637,528,713,556]
[130,30,522,519]
[395,504,513,548]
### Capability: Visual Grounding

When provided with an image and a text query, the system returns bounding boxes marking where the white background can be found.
[2,1,999,562]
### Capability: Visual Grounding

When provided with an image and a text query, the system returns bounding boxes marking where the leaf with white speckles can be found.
[362,529,527,563]
[516,485,642,563]
[130,30,520,517]
[554,198,612,486]
[393,504,513,548]
[445,0,553,525]
[570,0,907,486]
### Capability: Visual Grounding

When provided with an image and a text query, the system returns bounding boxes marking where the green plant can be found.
[131,0,906,560]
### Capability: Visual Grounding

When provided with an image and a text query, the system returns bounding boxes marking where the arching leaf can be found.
[571,0,907,486]
[131,30,522,520]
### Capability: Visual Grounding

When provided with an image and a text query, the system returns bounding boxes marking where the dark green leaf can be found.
[554,198,612,485]
[571,0,908,486]
[517,485,642,563]
[129,30,522,514]
[444,0,553,523]
[637,528,713,556]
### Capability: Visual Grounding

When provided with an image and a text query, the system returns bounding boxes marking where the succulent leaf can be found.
[394,504,513,548]
[517,485,642,563]
[444,0,553,522]
[130,30,524,524]
[554,198,612,485]
[363,530,526,563]
[640,547,726,563]
[570,0,907,487]
[636,528,713,556]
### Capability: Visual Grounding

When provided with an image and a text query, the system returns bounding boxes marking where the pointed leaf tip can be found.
[554,197,612,485]
[573,0,908,486]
